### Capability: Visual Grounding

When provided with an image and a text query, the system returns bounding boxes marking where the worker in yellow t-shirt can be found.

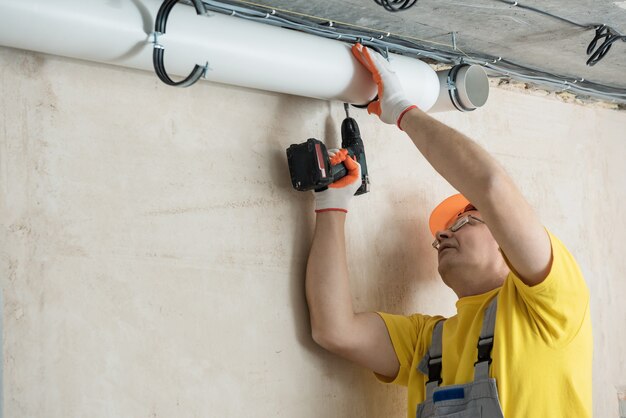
[305,43,592,417]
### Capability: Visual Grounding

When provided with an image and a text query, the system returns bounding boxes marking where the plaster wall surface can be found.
[1,46,625,417]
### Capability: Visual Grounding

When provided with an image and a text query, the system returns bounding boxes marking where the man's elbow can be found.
[475,167,517,209]
[311,328,333,351]
[311,326,352,354]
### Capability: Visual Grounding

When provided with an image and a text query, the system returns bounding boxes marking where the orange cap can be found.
[428,193,474,236]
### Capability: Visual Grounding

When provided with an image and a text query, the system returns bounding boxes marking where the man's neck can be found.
[443,268,507,299]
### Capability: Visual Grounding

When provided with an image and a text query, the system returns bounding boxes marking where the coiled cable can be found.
[371,0,625,66]
[153,0,209,87]
[495,0,624,66]
[586,25,626,66]
[373,0,418,12]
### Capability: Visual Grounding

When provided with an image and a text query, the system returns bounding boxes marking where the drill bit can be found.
[344,103,350,118]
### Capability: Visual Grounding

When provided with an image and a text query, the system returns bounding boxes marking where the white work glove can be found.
[352,43,417,128]
[314,148,362,213]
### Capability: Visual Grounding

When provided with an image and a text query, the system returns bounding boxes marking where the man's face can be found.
[435,210,503,285]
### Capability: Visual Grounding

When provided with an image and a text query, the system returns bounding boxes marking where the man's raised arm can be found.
[305,152,399,379]
[352,44,552,286]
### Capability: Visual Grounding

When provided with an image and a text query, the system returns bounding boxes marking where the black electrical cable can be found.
[373,0,418,12]
[586,25,626,66]
[152,0,209,87]
[496,0,625,66]
[495,0,596,29]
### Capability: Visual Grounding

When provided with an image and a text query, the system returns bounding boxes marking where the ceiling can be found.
[238,0,626,100]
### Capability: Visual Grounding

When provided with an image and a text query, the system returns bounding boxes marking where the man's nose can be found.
[436,229,453,242]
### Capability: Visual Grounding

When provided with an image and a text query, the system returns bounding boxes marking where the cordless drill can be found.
[286,104,370,195]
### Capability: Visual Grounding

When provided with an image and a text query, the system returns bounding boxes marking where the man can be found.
[305,44,592,417]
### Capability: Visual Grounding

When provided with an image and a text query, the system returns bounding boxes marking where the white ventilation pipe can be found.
[0,0,488,112]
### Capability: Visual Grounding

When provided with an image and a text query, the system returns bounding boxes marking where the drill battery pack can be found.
[286,138,342,192]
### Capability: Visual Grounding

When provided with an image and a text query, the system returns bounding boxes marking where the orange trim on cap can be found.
[428,193,471,236]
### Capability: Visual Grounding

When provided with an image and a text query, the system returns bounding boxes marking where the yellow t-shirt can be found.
[377,230,592,418]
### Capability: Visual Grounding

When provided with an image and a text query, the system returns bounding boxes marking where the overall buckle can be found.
[427,356,443,384]
[474,336,493,366]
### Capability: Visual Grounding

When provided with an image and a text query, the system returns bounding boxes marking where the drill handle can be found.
[330,161,348,180]
[329,149,369,195]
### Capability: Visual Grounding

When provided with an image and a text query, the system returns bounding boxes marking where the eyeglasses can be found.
[432,215,485,250]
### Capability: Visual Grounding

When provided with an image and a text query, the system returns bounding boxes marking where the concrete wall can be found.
[1,46,624,417]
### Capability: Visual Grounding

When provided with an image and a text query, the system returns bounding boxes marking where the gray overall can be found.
[415,295,505,418]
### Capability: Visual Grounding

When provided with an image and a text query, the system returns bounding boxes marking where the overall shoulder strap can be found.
[416,319,445,400]
[474,294,498,381]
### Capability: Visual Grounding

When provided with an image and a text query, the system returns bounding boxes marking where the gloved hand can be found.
[351,43,417,128]
[314,148,362,213]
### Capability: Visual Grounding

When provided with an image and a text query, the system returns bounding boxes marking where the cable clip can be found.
[484,57,501,66]
[201,61,210,77]
[150,31,164,49]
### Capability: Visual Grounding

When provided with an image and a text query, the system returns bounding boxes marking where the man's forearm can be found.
[400,107,508,210]
[400,107,553,284]
[305,212,356,348]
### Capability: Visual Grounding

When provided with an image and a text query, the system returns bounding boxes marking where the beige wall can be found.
[1,46,625,417]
